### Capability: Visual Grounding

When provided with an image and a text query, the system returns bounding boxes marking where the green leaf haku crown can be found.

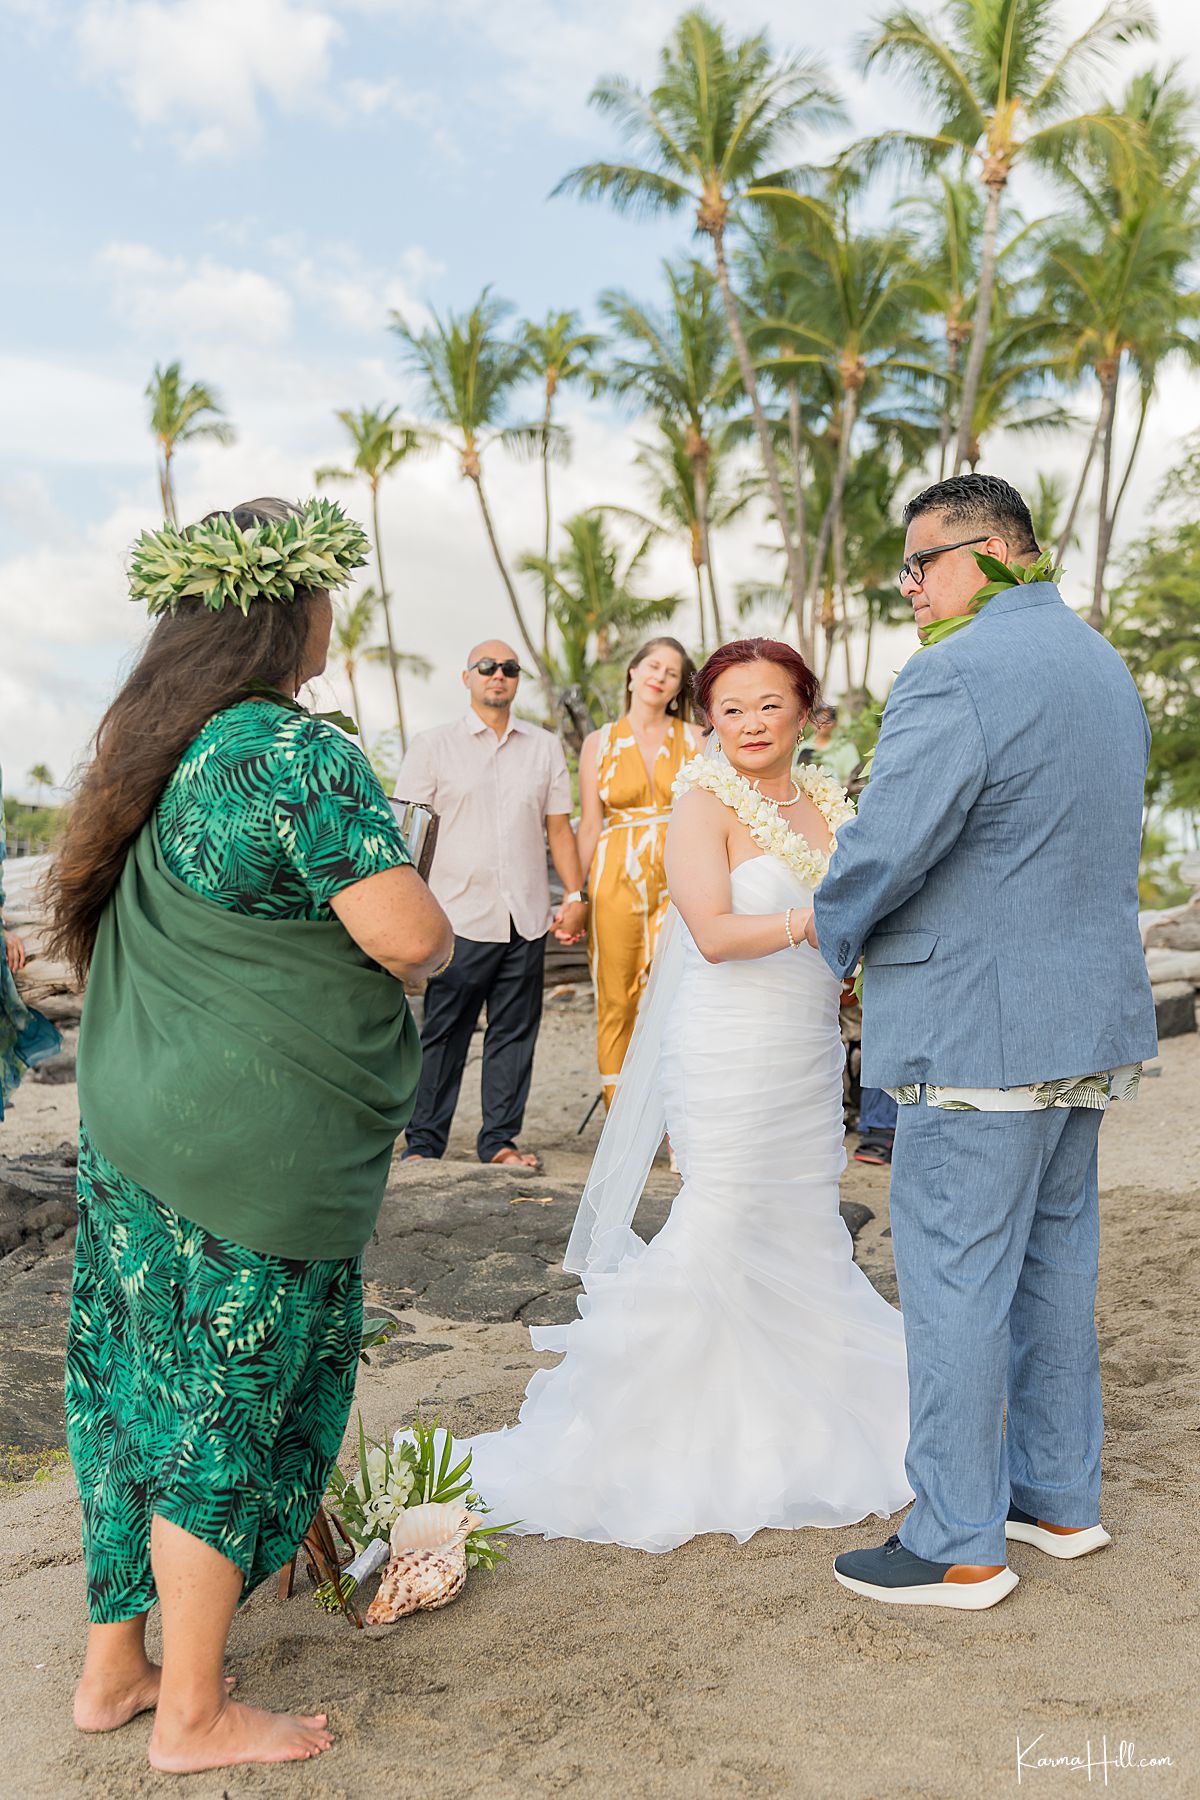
[128,497,370,618]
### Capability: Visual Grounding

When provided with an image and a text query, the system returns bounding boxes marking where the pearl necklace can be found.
[753,778,803,808]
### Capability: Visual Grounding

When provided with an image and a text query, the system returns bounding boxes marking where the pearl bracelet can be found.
[784,907,797,950]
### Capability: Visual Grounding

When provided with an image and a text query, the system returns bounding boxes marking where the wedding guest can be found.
[0,763,61,1118]
[576,637,703,1106]
[854,1084,898,1165]
[798,703,860,786]
[46,497,452,1773]
[397,639,587,1169]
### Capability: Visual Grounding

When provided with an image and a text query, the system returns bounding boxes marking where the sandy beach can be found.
[0,990,1196,1799]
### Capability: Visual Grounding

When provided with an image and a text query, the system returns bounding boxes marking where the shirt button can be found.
[838,941,850,961]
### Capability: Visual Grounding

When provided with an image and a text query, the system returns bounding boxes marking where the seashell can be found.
[389,1502,481,1555]
[364,1505,483,1626]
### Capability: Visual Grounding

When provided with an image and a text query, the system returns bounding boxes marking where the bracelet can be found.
[431,945,455,978]
[784,907,797,950]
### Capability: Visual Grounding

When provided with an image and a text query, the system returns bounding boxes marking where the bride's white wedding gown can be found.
[465,852,912,1552]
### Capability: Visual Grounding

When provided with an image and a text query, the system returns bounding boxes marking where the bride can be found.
[465,639,912,1552]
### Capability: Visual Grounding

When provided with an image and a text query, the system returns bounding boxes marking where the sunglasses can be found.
[898,536,989,590]
[469,658,522,679]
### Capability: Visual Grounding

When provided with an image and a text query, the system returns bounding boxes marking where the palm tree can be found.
[27,762,53,804]
[330,589,379,738]
[600,260,734,646]
[316,405,424,752]
[746,183,934,655]
[1037,68,1200,624]
[956,296,1072,469]
[521,311,605,659]
[625,419,757,651]
[555,6,843,656]
[902,176,984,478]
[146,361,235,525]
[857,0,1155,474]
[390,290,555,706]
[519,511,682,739]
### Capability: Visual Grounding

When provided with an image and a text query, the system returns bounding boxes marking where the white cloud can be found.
[75,0,341,157]
[287,242,441,336]
[0,354,147,468]
[98,242,294,346]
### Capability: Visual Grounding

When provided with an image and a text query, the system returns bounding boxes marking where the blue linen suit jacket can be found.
[812,583,1158,1090]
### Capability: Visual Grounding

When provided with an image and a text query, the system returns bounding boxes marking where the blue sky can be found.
[3,0,1198,798]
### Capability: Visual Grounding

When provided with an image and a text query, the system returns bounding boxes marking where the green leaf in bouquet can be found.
[357,1410,371,1499]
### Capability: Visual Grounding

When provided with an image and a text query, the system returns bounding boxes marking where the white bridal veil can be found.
[563,734,723,1276]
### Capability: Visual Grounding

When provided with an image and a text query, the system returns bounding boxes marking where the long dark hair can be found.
[45,499,324,981]
[623,636,696,722]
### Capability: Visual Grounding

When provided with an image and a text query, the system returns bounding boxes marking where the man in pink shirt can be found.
[397,639,588,1169]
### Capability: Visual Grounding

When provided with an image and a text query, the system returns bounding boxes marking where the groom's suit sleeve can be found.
[813,648,988,980]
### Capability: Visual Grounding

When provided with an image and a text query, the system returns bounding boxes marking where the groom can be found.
[806,473,1157,1610]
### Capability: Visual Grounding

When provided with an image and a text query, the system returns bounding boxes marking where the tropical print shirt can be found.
[887,1065,1142,1112]
[156,697,410,919]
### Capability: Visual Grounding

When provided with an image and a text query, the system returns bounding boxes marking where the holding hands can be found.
[552,897,588,945]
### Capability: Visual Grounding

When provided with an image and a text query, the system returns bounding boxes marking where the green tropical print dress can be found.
[66,699,412,1623]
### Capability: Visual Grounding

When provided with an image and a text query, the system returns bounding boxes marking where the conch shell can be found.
[365,1503,482,1625]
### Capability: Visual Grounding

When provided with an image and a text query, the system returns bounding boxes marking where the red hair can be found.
[694,638,820,723]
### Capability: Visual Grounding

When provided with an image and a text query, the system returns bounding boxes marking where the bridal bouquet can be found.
[315,1412,513,1613]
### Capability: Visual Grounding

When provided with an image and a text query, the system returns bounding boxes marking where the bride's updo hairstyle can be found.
[694,637,820,725]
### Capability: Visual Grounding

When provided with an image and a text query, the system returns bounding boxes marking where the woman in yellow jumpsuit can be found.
[577,637,701,1106]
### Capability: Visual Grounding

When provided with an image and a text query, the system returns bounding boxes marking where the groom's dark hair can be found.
[904,474,1039,556]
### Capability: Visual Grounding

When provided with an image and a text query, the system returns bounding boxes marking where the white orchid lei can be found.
[673,754,855,889]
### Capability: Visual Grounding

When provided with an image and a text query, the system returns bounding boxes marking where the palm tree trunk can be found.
[694,562,708,656]
[160,446,176,526]
[469,471,555,708]
[861,601,877,696]
[831,386,859,703]
[938,331,964,482]
[1055,407,1105,567]
[371,483,407,752]
[806,494,836,613]
[954,177,1004,474]
[540,387,554,661]
[1108,382,1150,548]
[710,227,811,660]
[830,386,858,597]
[787,381,809,616]
[1088,364,1120,631]
[692,452,723,641]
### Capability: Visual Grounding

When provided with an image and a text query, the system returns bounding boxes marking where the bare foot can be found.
[74,1664,236,1733]
[489,1145,543,1171]
[148,1697,333,1772]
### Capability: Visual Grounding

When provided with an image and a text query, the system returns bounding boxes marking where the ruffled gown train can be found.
[466,855,912,1552]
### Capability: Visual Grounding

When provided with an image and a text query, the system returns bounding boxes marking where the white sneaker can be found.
[1006,1506,1111,1560]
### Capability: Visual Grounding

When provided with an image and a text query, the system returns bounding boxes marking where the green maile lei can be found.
[850,546,1062,1001]
[128,497,369,619]
[913,546,1063,652]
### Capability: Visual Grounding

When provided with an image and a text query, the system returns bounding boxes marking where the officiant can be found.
[397,638,588,1170]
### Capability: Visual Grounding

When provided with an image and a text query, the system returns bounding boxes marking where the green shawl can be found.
[77,818,420,1259]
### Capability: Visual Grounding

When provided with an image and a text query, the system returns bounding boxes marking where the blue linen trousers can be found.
[890,1095,1104,1566]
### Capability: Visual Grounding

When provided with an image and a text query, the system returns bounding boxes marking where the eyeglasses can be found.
[469,658,522,678]
[898,536,989,590]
